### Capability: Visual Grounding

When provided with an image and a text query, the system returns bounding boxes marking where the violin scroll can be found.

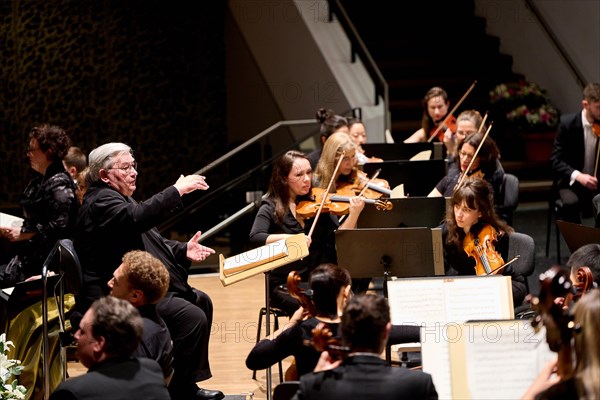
[287,271,317,316]
[304,322,350,361]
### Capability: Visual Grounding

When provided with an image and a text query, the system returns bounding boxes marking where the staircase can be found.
[339,0,524,145]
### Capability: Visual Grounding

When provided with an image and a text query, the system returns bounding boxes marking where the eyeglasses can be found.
[108,161,138,173]
[458,150,475,161]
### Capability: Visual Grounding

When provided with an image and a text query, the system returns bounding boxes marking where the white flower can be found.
[0,333,27,400]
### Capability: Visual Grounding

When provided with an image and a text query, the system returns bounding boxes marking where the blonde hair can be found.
[573,289,600,399]
[313,132,357,189]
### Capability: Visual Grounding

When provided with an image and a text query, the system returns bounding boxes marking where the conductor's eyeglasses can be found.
[109,161,137,173]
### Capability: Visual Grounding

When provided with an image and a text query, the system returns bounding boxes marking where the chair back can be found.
[498,173,519,225]
[273,381,300,400]
[57,239,82,295]
[508,232,535,289]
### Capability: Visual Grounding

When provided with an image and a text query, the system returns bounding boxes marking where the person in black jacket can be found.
[0,124,78,286]
[292,293,438,400]
[108,250,174,384]
[73,142,222,400]
[50,296,171,400]
[551,82,600,224]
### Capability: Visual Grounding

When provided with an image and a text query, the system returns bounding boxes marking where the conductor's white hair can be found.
[86,142,132,185]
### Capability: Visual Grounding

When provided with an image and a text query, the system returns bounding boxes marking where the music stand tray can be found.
[363,159,446,197]
[335,228,443,281]
[556,220,600,253]
[357,197,446,229]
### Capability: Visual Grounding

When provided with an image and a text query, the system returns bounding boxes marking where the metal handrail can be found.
[525,0,587,89]
[159,119,317,231]
[193,119,316,176]
[327,0,390,132]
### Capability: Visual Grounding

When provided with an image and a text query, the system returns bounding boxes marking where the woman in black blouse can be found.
[0,124,78,286]
[249,150,364,315]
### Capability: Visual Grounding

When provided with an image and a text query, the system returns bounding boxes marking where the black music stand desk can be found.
[357,196,446,229]
[363,159,447,197]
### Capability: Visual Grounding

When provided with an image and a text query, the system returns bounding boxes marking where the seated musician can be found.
[249,151,365,315]
[307,108,350,169]
[429,132,505,209]
[245,264,421,379]
[292,293,438,400]
[522,288,600,400]
[404,86,455,144]
[567,243,600,288]
[348,118,383,165]
[442,109,483,160]
[442,178,528,305]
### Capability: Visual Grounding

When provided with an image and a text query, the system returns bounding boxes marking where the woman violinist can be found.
[443,109,483,160]
[348,118,383,165]
[404,86,456,143]
[442,178,528,305]
[314,131,389,199]
[249,150,365,315]
[429,131,506,208]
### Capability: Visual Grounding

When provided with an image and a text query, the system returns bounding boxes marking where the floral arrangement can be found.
[489,81,560,133]
[0,334,26,400]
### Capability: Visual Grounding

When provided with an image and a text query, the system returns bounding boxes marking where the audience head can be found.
[75,296,143,368]
[108,250,170,306]
[458,132,500,175]
[341,293,390,354]
[309,263,351,319]
[87,142,137,196]
[567,243,600,288]
[316,108,349,145]
[583,83,600,124]
[27,124,72,174]
[63,146,87,179]
[314,132,358,186]
[572,289,600,398]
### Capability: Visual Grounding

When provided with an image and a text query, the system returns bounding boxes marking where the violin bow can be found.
[485,254,520,275]
[307,150,346,239]
[427,80,478,143]
[455,122,493,191]
[478,111,489,134]
[594,140,600,178]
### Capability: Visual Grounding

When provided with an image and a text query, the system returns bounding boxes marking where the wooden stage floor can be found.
[68,273,291,400]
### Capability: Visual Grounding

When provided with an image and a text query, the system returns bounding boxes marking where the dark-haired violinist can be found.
[442,178,528,305]
[249,150,364,315]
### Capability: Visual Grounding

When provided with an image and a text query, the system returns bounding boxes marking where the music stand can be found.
[335,228,442,298]
[357,197,446,229]
[361,142,445,161]
[556,220,600,253]
[363,159,446,197]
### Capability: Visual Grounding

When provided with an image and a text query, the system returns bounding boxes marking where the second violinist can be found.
[443,178,528,305]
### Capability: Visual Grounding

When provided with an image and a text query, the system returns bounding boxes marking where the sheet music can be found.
[460,321,556,399]
[421,327,453,400]
[443,276,507,322]
[0,212,23,228]
[223,238,288,275]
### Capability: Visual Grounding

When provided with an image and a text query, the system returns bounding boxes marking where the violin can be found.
[592,120,600,177]
[563,266,595,308]
[463,224,505,275]
[428,80,477,143]
[304,322,350,361]
[296,187,392,219]
[340,170,391,200]
[287,270,317,316]
[429,114,457,143]
[530,267,576,379]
